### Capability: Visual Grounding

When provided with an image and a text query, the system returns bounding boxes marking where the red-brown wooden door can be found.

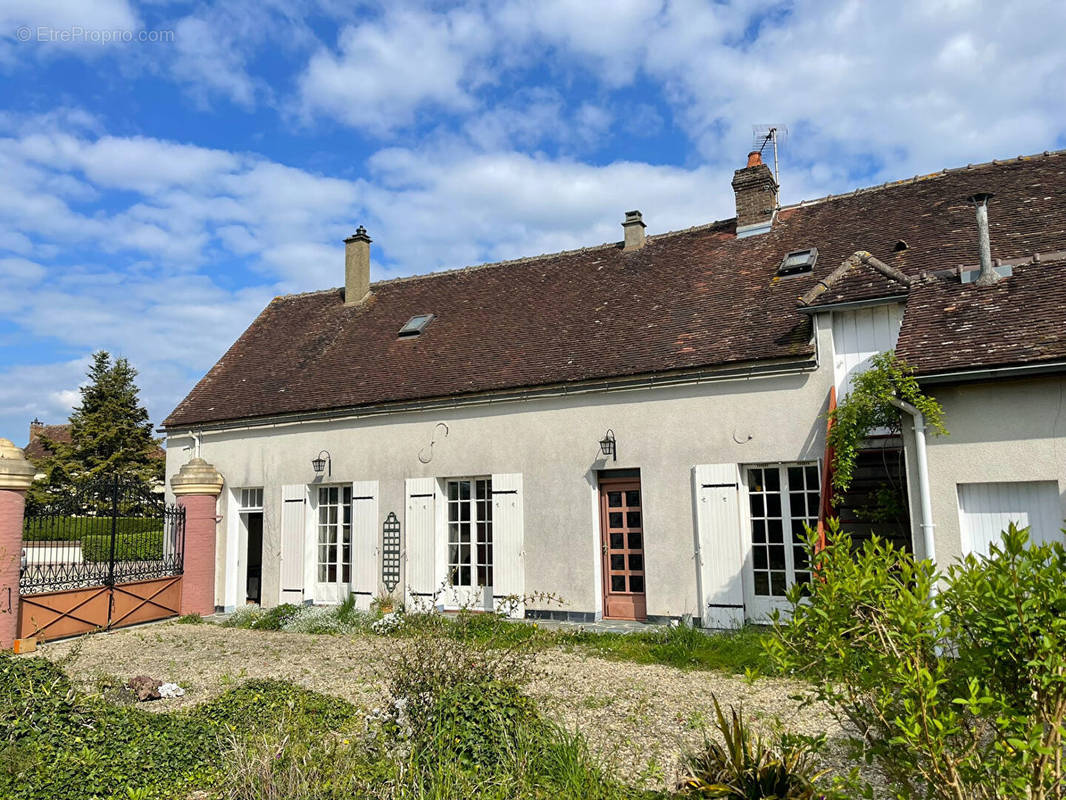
[599,478,647,620]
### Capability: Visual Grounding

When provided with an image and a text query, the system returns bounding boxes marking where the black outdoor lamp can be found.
[599,429,617,461]
[311,450,332,477]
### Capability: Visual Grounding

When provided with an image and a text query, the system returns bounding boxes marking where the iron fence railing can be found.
[20,475,185,595]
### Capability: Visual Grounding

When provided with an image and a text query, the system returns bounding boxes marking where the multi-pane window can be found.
[446,478,493,587]
[747,464,820,597]
[239,487,263,510]
[317,486,351,584]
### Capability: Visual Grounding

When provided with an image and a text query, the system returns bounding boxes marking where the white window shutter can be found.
[405,477,436,611]
[351,481,378,611]
[491,473,524,618]
[693,464,745,628]
[280,484,306,605]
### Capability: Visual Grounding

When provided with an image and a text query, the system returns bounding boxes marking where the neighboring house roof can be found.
[165,152,1066,429]
[24,424,72,461]
[25,422,166,461]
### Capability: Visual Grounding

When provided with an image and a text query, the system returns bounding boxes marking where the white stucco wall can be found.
[165,322,836,619]
[911,375,1066,564]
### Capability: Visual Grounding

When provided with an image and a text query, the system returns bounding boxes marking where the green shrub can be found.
[0,652,360,800]
[174,613,203,624]
[81,531,164,562]
[678,695,829,799]
[22,516,161,542]
[768,520,1066,800]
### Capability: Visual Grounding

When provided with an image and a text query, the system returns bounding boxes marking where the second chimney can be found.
[622,210,646,251]
[732,150,778,233]
[344,225,371,305]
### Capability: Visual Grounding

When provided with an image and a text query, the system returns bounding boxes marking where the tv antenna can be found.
[752,125,787,187]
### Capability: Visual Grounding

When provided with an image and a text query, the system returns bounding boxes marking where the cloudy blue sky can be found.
[1,0,1065,444]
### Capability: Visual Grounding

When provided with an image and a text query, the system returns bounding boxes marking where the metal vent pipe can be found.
[968,193,1000,286]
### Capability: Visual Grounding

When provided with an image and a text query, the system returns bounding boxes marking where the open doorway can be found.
[237,488,265,606]
[244,511,263,605]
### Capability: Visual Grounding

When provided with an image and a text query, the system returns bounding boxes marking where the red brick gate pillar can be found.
[0,439,36,650]
[171,457,224,617]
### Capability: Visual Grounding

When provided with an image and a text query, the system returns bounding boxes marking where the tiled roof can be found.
[24,424,72,461]
[165,151,1066,428]
[896,258,1066,375]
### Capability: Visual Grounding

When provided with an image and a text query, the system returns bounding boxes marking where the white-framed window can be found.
[746,463,820,597]
[316,485,351,584]
[239,487,264,511]
[446,478,493,587]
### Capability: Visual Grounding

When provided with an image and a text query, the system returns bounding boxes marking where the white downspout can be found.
[888,397,936,563]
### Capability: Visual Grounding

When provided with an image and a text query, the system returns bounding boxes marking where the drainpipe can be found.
[888,397,935,564]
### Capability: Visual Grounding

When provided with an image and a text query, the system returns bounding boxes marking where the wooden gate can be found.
[18,475,185,643]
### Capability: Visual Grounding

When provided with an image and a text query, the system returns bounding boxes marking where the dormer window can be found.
[778,248,818,276]
[398,314,434,337]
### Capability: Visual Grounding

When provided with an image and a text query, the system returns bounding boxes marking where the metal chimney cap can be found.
[968,192,995,204]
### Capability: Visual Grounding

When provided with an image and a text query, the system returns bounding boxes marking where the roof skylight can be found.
[778,248,818,276]
[398,314,434,337]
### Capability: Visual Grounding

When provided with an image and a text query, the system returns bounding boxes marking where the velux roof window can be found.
[778,248,818,276]
[398,314,434,337]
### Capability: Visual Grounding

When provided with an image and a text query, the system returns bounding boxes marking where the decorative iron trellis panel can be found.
[382,512,401,592]
[20,474,185,596]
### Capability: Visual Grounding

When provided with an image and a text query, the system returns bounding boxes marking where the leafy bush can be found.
[0,651,360,800]
[22,516,161,542]
[679,695,829,799]
[769,520,1066,800]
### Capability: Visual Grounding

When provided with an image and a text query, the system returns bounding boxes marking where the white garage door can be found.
[957,481,1062,556]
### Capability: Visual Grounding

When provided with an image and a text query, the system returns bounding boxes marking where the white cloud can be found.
[297,7,494,134]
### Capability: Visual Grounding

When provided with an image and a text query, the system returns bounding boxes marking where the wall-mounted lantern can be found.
[599,429,617,462]
[311,450,332,477]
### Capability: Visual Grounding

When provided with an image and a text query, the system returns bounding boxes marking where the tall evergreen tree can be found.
[30,352,162,503]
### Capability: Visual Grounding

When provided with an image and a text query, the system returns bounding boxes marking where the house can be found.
[25,419,166,482]
[163,150,1066,625]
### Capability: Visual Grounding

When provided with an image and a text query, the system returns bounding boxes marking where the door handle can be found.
[602,543,607,555]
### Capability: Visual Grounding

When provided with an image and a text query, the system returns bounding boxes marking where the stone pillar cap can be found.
[171,457,224,497]
[0,438,36,491]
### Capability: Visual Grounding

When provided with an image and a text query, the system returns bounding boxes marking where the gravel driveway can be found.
[38,622,850,791]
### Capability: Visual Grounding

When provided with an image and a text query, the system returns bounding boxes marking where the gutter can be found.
[917,359,1066,385]
[888,397,936,564]
[160,355,818,436]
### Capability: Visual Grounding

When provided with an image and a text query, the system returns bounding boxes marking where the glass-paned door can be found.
[442,478,493,609]
[315,485,351,604]
[599,478,647,620]
[744,463,820,620]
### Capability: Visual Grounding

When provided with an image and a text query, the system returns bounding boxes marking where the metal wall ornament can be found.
[417,421,450,464]
[381,512,402,592]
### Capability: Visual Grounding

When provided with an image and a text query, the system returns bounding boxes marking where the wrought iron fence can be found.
[20,474,185,595]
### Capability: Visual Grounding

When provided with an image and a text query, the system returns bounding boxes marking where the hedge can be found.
[23,516,161,542]
[81,531,165,562]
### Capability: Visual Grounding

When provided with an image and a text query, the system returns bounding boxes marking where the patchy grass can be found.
[218,602,774,676]
[4,637,670,800]
[559,624,775,675]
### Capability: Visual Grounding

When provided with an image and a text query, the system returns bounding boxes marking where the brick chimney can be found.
[731,151,778,232]
[622,210,646,251]
[344,226,371,306]
[28,418,43,444]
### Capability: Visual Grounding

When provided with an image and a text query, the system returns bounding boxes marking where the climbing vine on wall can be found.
[827,351,947,504]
